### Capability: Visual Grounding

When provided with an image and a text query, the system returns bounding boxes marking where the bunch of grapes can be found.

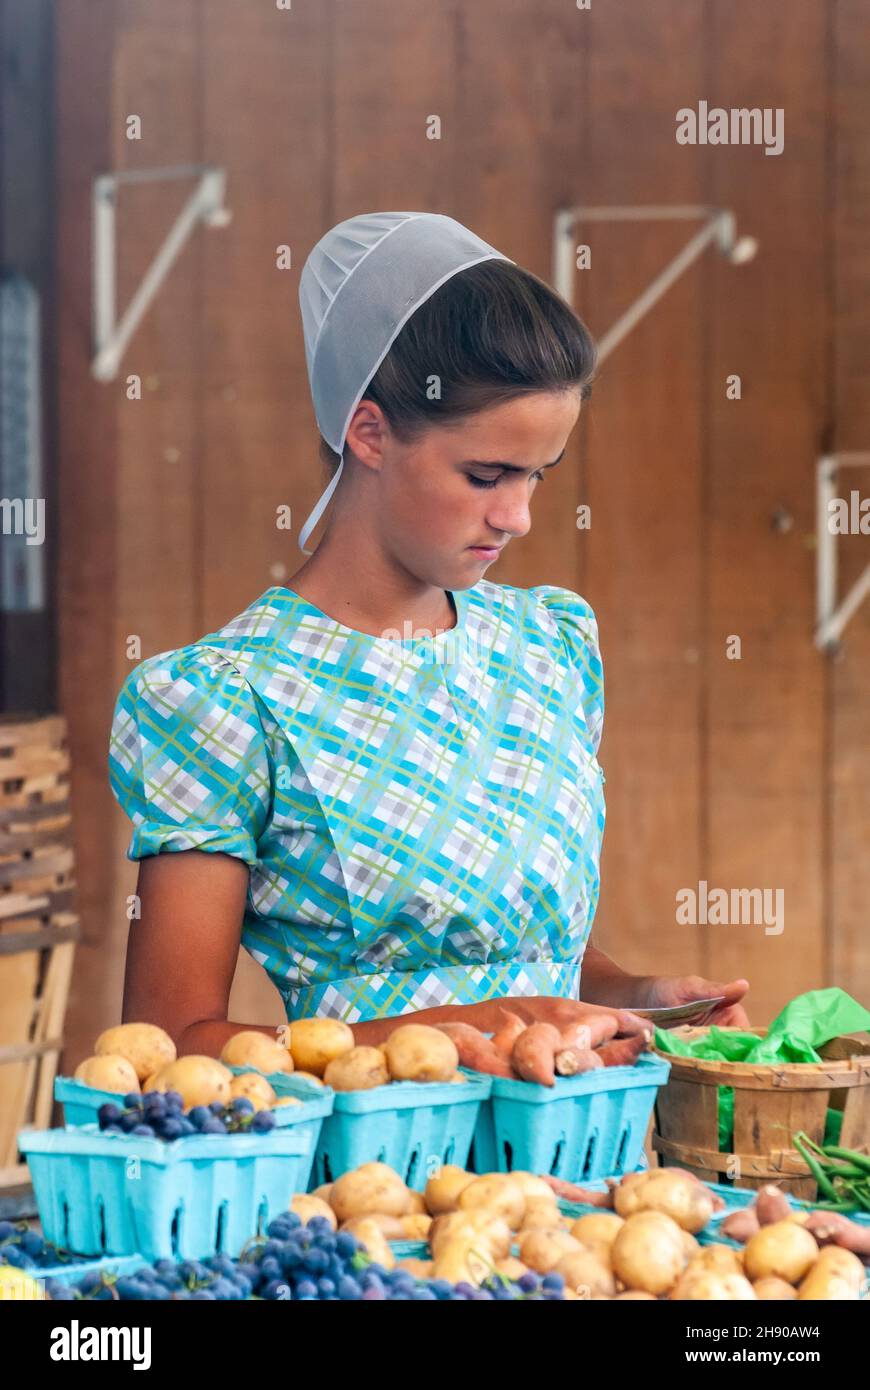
[96,1091,276,1141]
[40,1215,567,1301]
[0,1221,76,1272]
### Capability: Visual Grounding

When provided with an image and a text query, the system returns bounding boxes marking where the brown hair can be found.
[318,258,597,470]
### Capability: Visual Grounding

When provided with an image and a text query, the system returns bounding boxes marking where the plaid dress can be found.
[108,580,606,1023]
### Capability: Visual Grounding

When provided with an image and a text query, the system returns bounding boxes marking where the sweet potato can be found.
[559,1016,615,1051]
[433,1023,514,1078]
[540,1174,615,1207]
[802,1211,870,1259]
[755,1184,792,1226]
[554,1046,605,1077]
[511,1022,562,1086]
[596,1034,650,1068]
[491,1009,527,1060]
[721,1207,761,1243]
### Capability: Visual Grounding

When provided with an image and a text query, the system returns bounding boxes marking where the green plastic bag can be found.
[654,988,870,1152]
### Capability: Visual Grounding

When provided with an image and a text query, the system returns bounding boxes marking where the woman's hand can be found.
[632,974,751,1028]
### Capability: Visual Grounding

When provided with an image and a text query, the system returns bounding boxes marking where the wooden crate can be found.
[652,1026,870,1200]
[0,714,79,1184]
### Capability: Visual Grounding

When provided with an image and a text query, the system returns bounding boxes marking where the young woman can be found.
[109,212,749,1055]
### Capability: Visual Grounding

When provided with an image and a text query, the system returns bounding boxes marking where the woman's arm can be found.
[578,941,651,1008]
[122,849,279,1055]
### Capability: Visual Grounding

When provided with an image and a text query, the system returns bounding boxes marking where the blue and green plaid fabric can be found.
[108,580,606,1023]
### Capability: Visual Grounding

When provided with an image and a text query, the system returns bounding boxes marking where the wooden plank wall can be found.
[52,0,869,1069]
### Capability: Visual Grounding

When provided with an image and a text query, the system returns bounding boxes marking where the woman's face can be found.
[345,389,583,589]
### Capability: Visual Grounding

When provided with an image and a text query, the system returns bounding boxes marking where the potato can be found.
[311,1182,333,1203]
[684,1243,742,1276]
[671,1270,757,1300]
[495,1255,529,1280]
[74,1054,140,1094]
[611,1211,687,1296]
[570,1212,625,1252]
[341,1217,395,1269]
[519,1197,564,1232]
[457,1174,526,1229]
[228,1072,277,1111]
[290,1194,337,1230]
[397,1257,433,1278]
[557,1246,617,1298]
[432,1238,494,1286]
[754,1276,798,1300]
[220,1031,293,1075]
[797,1246,865,1301]
[288,1019,354,1077]
[743,1219,819,1285]
[143,1056,233,1110]
[430,1210,512,1260]
[404,1188,428,1215]
[329,1162,410,1223]
[272,1096,303,1107]
[506,1171,558,1203]
[424,1165,475,1215]
[382,1024,458,1083]
[293,1071,326,1087]
[614,1169,714,1233]
[403,1213,433,1241]
[341,1212,406,1240]
[347,1212,431,1241]
[614,1290,658,1300]
[94,1023,176,1083]
[323,1046,389,1092]
[518,1228,582,1274]
[679,1229,701,1265]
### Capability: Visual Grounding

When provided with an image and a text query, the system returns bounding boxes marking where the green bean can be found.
[794,1133,840,1200]
[821,1145,870,1175]
[824,1163,870,1179]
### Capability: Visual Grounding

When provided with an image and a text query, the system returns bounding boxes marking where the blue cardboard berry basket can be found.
[54,1070,333,1192]
[226,1068,334,1188]
[309,1071,492,1191]
[0,1250,147,1291]
[18,1124,312,1262]
[471,1052,671,1183]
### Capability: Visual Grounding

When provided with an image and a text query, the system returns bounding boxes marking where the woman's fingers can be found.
[614,1008,654,1039]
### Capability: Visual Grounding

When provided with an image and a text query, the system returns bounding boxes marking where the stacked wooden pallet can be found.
[0,714,79,1186]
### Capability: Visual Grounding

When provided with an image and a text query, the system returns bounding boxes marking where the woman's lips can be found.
[469,546,502,560]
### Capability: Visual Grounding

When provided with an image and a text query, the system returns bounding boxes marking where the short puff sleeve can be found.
[531,585,604,757]
[108,646,273,867]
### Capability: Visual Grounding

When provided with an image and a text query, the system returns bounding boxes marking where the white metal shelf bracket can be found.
[91,164,231,382]
[552,204,758,363]
[815,453,870,652]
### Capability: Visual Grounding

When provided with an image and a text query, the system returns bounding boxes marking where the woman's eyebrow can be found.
[463,448,566,473]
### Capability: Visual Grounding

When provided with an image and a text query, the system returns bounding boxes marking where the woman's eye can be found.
[468,471,546,489]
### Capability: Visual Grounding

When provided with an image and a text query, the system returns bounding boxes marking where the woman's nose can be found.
[487,495,532,539]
